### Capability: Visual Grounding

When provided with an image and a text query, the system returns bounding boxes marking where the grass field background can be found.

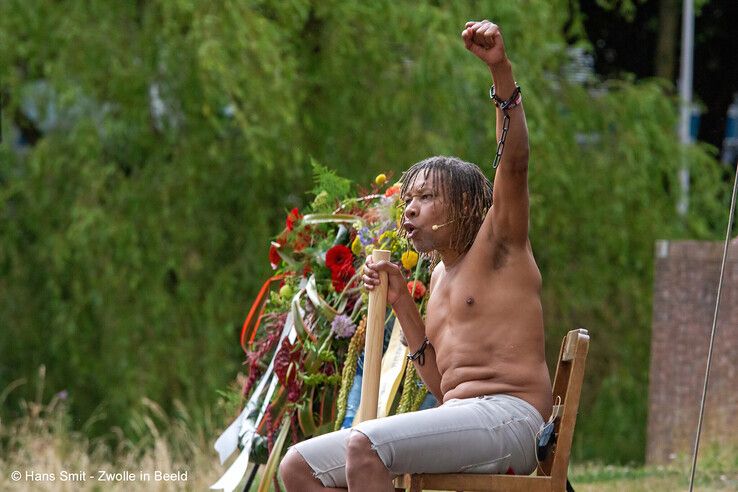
[2,389,735,491]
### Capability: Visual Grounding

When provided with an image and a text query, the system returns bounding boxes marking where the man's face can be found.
[401,175,452,253]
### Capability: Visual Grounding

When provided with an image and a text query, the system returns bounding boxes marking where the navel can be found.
[465,296,475,306]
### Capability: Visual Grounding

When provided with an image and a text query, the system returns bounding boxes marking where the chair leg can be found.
[409,475,422,492]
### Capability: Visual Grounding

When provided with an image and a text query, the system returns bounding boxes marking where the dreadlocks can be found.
[399,156,493,265]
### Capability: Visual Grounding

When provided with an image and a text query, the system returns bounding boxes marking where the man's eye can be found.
[422,194,432,200]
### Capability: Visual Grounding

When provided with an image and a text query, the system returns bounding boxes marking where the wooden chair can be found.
[393,328,590,492]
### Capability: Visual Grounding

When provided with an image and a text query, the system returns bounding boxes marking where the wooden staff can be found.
[354,249,391,424]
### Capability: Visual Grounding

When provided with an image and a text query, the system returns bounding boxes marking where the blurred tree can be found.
[582,0,736,149]
[0,0,728,463]
[655,0,679,80]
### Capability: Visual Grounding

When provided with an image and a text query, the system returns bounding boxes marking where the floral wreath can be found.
[211,163,434,491]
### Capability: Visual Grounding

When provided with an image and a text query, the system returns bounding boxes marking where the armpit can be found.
[492,240,509,270]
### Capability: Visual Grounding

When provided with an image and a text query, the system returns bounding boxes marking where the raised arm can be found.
[462,21,530,246]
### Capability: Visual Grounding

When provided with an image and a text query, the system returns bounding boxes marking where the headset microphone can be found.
[432,220,456,231]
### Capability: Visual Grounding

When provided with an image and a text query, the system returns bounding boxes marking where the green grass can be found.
[2,373,736,491]
[570,446,738,492]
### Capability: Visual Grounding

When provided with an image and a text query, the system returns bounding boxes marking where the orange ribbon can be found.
[240,274,285,352]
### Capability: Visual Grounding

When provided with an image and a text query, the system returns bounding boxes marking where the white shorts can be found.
[290,394,544,488]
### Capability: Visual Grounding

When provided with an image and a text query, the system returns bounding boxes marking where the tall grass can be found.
[2,368,735,491]
[0,366,227,491]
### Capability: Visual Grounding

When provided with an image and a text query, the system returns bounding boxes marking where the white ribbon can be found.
[377,318,408,418]
[208,443,253,492]
[209,374,282,492]
[210,299,301,491]
[213,372,269,465]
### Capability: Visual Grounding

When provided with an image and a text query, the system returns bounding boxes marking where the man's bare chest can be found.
[425,271,491,337]
[425,254,540,340]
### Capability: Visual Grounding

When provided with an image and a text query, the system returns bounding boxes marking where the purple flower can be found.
[358,227,374,246]
[56,390,68,401]
[331,314,357,338]
[378,221,395,235]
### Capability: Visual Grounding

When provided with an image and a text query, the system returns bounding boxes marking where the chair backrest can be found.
[538,328,589,489]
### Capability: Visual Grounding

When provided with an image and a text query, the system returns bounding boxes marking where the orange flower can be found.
[385,184,401,197]
[407,280,426,301]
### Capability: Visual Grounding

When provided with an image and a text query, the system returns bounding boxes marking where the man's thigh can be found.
[289,427,352,488]
[291,395,541,488]
[355,395,540,476]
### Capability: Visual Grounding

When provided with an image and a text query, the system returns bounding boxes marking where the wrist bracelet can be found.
[489,83,522,169]
[489,83,522,110]
[407,337,430,366]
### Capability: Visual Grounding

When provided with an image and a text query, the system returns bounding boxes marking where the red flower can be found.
[331,274,346,293]
[407,280,427,301]
[286,208,302,231]
[331,264,356,293]
[269,241,282,269]
[274,338,302,402]
[325,244,354,272]
[293,230,311,253]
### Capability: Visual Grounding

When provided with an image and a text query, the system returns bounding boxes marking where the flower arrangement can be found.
[213,162,433,491]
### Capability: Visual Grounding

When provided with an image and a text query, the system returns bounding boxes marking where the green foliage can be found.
[309,159,352,211]
[594,0,646,22]
[0,0,729,465]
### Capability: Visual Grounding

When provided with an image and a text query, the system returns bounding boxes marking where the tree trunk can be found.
[654,0,680,81]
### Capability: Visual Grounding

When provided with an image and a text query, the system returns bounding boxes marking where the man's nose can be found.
[404,201,418,218]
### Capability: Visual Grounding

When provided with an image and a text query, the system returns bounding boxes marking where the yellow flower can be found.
[375,173,387,185]
[401,250,419,270]
[378,230,396,251]
[351,235,363,255]
[379,230,396,243]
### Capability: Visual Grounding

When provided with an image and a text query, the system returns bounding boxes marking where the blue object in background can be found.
[417,391,438,410]
[722,94,738,166]
[341,369,363,428]
[689,105,701,142]
[340,312,437,428]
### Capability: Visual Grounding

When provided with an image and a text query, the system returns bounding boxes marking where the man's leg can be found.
[279,427,353,489]
[345,431,394,492]
[353,395,543,477]
[282,394,542,489]
[279,427,395,491]
[280,448,345,492]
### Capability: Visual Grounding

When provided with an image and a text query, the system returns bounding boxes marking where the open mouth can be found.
[403,222,418,238]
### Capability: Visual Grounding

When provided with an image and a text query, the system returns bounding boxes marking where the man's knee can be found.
[345,431,386,471]
[279,448,310,484]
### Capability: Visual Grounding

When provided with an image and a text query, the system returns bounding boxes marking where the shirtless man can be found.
[279,20,552,491]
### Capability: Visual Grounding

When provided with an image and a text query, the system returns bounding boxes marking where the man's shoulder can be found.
[431,261,449,279]
[429,261,444,291]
